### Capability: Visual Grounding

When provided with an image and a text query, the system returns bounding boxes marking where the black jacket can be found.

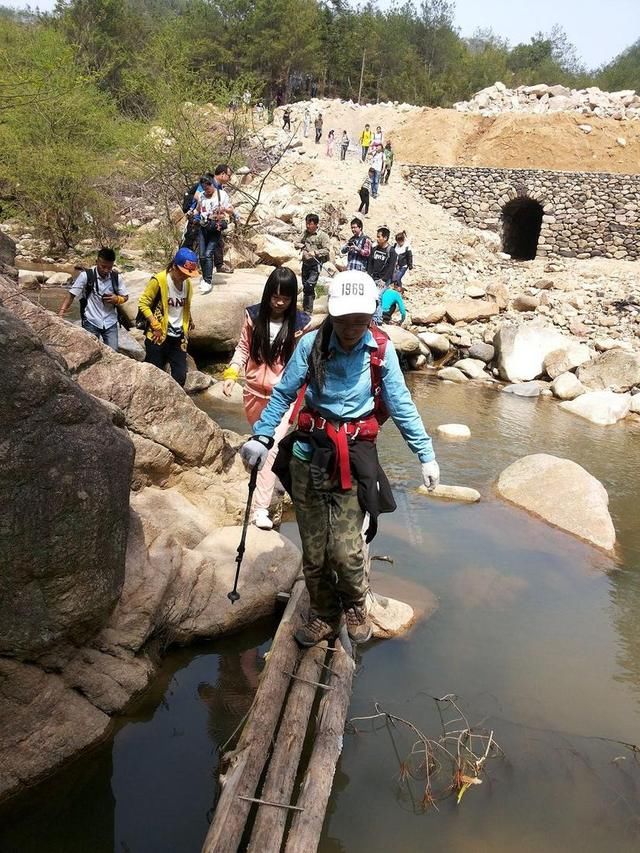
[367,244,397,283]
[273,428,396,542]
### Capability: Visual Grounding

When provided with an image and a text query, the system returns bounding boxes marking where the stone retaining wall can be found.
[406,165,640,261]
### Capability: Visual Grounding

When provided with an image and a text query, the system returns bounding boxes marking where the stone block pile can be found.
[454,81,640,120]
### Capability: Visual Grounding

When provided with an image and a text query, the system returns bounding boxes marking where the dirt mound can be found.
[393,110,640,174]
[284,99,640,174]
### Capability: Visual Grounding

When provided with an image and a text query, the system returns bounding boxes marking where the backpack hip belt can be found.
[297,408,379,441]
[297,407,379,490]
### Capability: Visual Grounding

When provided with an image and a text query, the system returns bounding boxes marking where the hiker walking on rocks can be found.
[383,141,394,184]
[296,213,331,313]
[282,107,291,131]
[371,145,384,198]
[303,108,310,138]
[239,270,439,647]
[360,124,372,161]
[367,227,397,323]
[58,247,129,351]
[326,129,335,157]
[340,130,349,160]
[373,125,383,147]
[222,268,310,530]
[393,231,413,284]
[358,167,375,216]
[314,113,323,144]
[196,171,233,294]
[340,217,371,271]
[138,248,198,387]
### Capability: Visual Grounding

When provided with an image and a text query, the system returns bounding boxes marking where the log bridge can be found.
[201,578,355,853]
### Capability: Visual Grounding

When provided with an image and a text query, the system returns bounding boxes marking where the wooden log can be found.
[284,643,355,853]
[248,642,328,853]
[201,579,307,853]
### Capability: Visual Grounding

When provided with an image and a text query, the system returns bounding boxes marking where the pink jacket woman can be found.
[223,267,309,528]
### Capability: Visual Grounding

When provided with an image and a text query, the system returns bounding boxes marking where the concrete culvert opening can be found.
[501,197,544,260]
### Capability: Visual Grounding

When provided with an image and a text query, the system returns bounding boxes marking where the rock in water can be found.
[560,391,631,425]
[503,380,549,397]
[367,592,415,639]
[437,366,468,383]
[437,423,471,438]
[496,454,616,550]
[418,484,481,502]
[551,372,585,400]
[0,306,134,657]
[454,358,487,379]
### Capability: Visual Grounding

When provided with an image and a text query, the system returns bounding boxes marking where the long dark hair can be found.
[249,267,299,367]
[307,316,334,391]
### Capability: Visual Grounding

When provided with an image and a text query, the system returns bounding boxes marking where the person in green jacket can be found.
[138,247,198,386]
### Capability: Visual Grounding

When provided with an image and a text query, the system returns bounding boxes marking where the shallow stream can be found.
[2,375,640,852]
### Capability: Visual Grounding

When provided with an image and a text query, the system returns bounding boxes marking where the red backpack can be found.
[290,325,390,426]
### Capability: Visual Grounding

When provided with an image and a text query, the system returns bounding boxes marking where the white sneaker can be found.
[199,282,213,295]
[253,509,273,530]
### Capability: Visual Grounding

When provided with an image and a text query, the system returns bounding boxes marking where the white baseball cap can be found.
[328,270,378,317]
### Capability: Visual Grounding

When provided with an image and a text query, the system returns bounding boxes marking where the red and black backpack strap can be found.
[369,325,389,424]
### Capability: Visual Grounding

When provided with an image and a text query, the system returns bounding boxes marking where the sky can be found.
[5,0,640,70]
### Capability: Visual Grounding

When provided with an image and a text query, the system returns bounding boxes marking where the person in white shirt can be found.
[196,176,232,294]
[58,247,128,350]
[371,145,384,198]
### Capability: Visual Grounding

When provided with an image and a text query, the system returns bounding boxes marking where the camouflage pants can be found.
[290,456,366,623]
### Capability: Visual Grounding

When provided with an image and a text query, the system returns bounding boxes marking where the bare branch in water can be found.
[348,695,504,812]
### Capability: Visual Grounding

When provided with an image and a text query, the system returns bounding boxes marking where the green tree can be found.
[597,39,640,91]
[0,17,126,246]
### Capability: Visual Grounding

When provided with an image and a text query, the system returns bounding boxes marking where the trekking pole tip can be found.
[227,590,240,604]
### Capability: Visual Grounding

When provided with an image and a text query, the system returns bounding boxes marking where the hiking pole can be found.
[228,463,260,604]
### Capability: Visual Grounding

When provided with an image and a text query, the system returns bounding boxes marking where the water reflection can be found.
[197,648,261,748]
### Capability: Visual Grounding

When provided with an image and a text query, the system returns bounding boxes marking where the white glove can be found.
[240,437,270,470]
[422,460,440,491]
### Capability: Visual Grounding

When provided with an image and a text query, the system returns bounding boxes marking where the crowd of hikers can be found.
[57,136,432,648]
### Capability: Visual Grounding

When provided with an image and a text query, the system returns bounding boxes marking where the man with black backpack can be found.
[58,247,128,350]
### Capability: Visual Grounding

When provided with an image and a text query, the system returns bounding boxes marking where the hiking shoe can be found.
[295,615,339,647]
[345,605,372,644]
[253,509,273,530]
[216,264,234,274]
[199,281,213,295]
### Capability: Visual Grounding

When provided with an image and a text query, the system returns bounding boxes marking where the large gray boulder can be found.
[577,349,640,392]
[494,322,568,382]
[188,281,266,351]
[0,306,134,658]
[497,454,616,551]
